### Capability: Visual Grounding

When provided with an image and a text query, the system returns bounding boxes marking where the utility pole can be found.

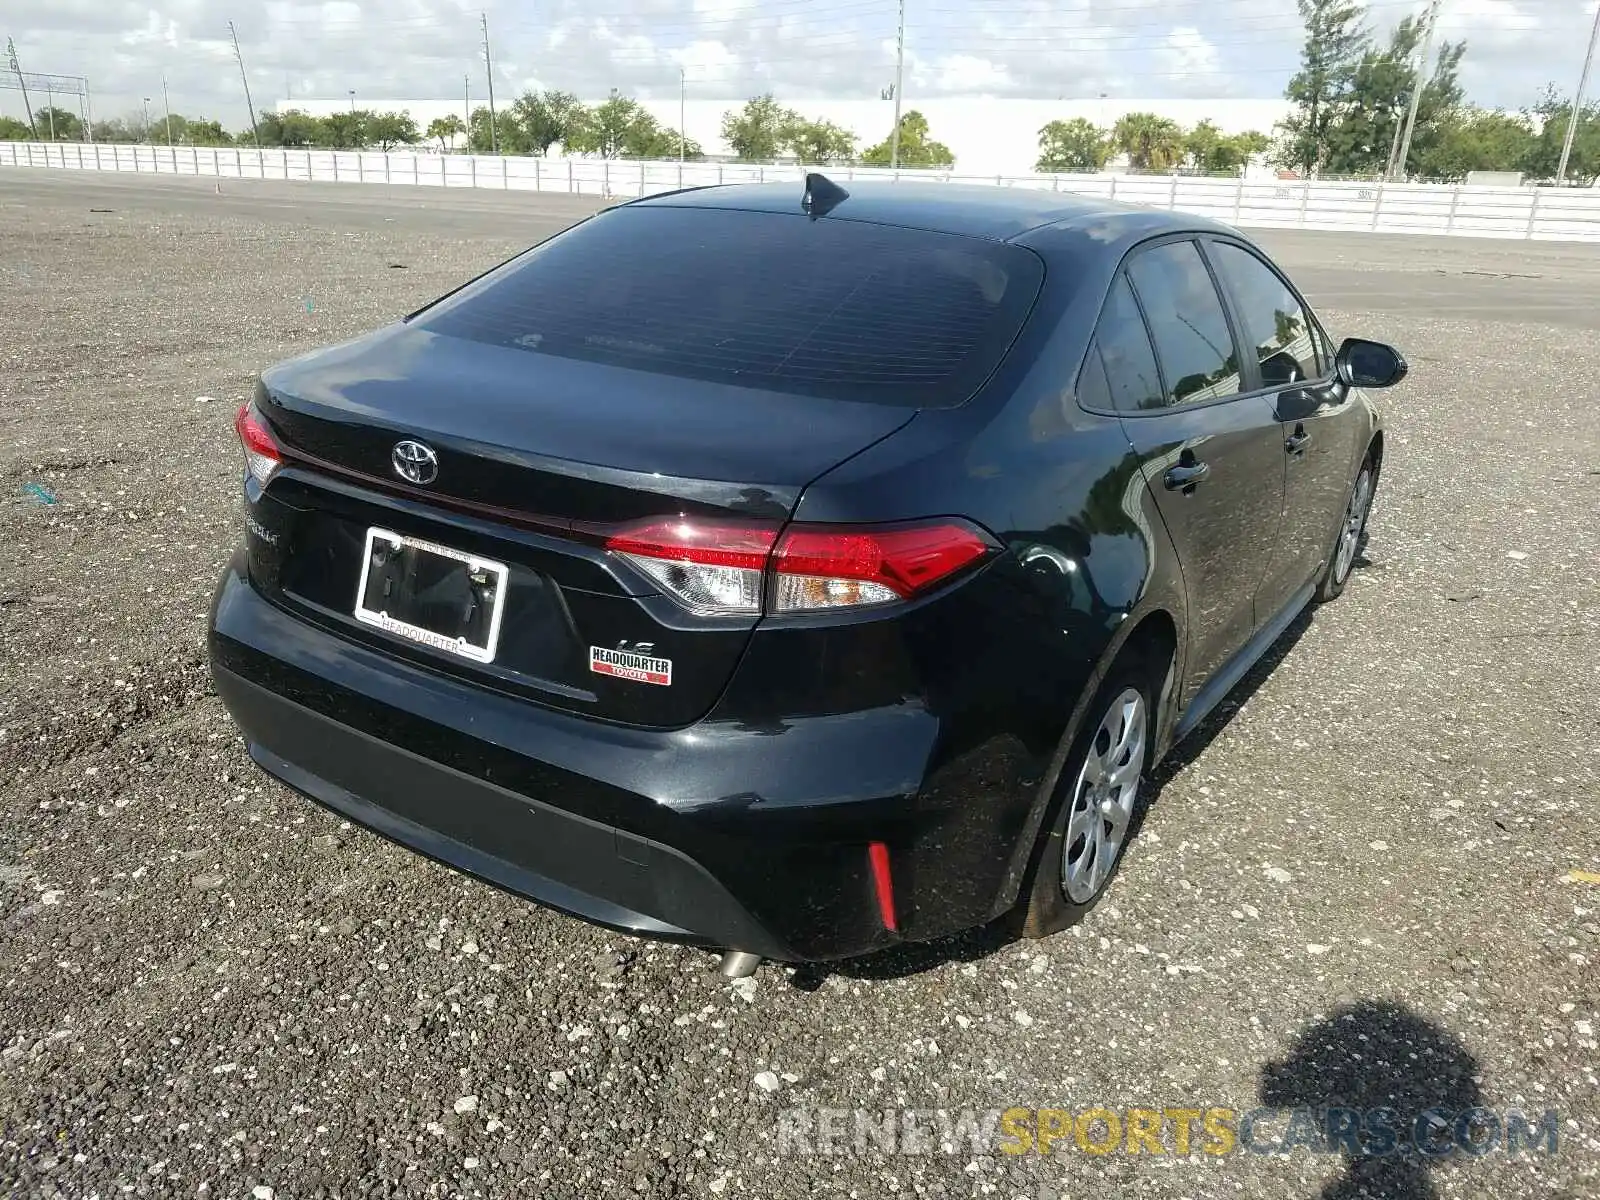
[83,77,94,143]
[45,78,55,140]
[5,38,38,141]
[464,73,471,132]
[1383,106,1405,180]
[142,97,152,142]
[229,21,261,149]
[679,68,687,161]
[890,0,905,169]
[481,11,499,154]
[1556,0,1600,187]
[163,74,174,144]
[1391,0,1442,182]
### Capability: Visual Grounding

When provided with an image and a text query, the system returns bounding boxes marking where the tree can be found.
[1182,122,1270,174]
[257,109,321,148]
[180,116,232,146]
[1280,0,1368,174]
[0,116,31,140]
[722,94,797,160]
[366,111,420,152]
[1036,117,1110,172]
[509,89,587,156]
[426,113,465,153]
[1183,119,1225,172]
[1112,112,1185,170]
[1320,16,1465,177]
[1521,86,1600,184]
[1413,107,1535,181]
[90,116,142,142]
[785,117,856,163]
[313,110,371,149]
[152,113,232,146]
[1229,130,1272,165]
[862,111,955,167]
[31,106,83,142]
[466,105,529,154]
[566,94,668,158]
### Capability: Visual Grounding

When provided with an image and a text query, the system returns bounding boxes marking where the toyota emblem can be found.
[391,439,439,485]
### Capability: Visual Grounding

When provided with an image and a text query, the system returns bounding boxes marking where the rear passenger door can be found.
[1079,239,1285,706]
[1204,238,1366,616]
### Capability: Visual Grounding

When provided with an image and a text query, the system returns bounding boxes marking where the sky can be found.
[4,0,1598,133]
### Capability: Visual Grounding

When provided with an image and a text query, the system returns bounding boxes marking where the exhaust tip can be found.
[716,950,762,980]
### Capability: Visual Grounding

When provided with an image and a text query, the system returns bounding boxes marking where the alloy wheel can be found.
[1334,468,1374,586]
[1061,686,1147,904]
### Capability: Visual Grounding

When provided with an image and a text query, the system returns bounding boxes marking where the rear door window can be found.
[1125,241,1243,407]
[1081,275,1164,413]
[414,206,1046,408]
[1208,241,1322,387]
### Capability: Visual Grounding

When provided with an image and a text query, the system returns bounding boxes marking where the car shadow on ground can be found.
[1257,998,1485,1199]
[799,592,1335,986]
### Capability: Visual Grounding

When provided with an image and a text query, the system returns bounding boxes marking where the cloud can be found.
[3,0,1589,134]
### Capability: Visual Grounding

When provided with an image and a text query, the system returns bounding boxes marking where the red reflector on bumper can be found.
[868,841,897,932]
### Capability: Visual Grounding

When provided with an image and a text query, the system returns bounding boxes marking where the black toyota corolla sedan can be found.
[209,177,1406,973]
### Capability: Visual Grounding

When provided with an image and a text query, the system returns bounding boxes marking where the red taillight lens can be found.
[604,517,993,616]
[234,401,283,488]
[771,521,993,612]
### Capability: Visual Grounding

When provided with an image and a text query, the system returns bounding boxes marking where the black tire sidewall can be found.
[1019,655,1158,937]
[1318,459,1375,603]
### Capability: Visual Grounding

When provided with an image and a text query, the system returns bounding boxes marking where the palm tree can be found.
[1112,112,1186,171]
[426,114,466,154]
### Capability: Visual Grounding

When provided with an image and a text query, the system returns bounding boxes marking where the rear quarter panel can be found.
[786,220,1192,921]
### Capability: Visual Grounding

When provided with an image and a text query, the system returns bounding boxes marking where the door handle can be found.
[1163,461,1210,491]
[1285,428,1312,455]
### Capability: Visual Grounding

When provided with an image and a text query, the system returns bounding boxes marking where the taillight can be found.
[605,519,778,616]
[771,522,992,612]
[234,401,283,488]
[604,517,994,616]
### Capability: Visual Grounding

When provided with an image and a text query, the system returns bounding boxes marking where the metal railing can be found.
[4,140,1598,242]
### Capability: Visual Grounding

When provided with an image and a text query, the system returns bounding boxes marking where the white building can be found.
[282,96,1292,177]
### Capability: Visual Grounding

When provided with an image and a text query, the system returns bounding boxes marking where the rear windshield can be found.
[413,205,1045,408]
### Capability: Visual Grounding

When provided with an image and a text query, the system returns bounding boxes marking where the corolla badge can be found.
[391,439,439,485]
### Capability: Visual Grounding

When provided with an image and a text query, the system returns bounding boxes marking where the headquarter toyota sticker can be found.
[589,645,673,687]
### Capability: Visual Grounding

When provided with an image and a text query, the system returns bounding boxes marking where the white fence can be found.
[6,139,1600,243]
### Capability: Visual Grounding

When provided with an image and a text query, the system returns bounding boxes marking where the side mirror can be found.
[1335,338,1408,389]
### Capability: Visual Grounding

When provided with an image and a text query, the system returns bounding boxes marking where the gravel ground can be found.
[2,170,1598,1200]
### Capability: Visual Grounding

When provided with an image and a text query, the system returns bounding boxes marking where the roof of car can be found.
[624,179,1221,243]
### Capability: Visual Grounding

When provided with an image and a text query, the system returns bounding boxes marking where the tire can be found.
[1019,654,1158,939]
[1316,456,1376,603]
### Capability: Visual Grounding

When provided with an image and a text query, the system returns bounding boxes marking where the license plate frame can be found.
[352,526,509,664]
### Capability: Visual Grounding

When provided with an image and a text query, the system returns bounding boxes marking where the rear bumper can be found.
[209,553,1037,962]
[212,663,789,957]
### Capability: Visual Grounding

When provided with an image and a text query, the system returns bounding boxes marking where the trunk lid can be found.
[246,325,915,729]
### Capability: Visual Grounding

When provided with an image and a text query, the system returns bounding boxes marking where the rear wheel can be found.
[1020,658,1156,937]
[1317,457,1375,602]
